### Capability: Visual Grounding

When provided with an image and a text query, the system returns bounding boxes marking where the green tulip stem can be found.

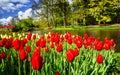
[18,53,21,75]
[23,60,26,75]
[69,62,71,75]
[30,62,32,75]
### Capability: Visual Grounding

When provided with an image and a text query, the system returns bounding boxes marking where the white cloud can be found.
[0,0,29,4]
[0,8,33,25]
[7,16,13,23]
[18,11,24,20]
[10,0,30,4]
[0,0,30,12]
[0,16,13,25]
[1,3,16,12]
[16,4,26,9]
[18,8,33,20]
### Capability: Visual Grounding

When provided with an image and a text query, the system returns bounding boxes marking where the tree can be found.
[88,0,119,24]
[32,0,71,28]
[15,18,34,31]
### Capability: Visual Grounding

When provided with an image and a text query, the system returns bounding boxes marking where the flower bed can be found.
[0,32,117,75]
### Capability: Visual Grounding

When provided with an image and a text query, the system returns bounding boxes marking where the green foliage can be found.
[14,18,34,32]
[88,0,118,24]
[32,0,119,27]
[33,19,48,30]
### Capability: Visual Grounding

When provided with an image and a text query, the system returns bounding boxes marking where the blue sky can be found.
[0,0,35,19]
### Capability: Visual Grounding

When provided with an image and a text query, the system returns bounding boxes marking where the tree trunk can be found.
[47,4,49,27]
[51,0,56,28]
[63,10,67,28]
[62,1,67,28]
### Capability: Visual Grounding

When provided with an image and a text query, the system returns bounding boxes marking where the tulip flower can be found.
[45,47,49,52]
[95,41,103,51]
[65,32,71,39]
[2,38,7,45]
[54,71,61,75]
[40,37,46,48]
[32,47,41,57]
[56,43,63,52]
[19,49,27,60]
[47,35,51,42]
[8,54,11,60]
[66,49,75,62]
[83,33,88,40]
[12,38,20,51]
[33,34,36,39]
[50,42,54,48]
[96,54,104,64]
[26,45,31,53]
[27,33,32,40]
[54,33,60,44]
[0,55,2,64]
[31,49,43,70]
[73,48,79,57]
[1,51,6,59]
[76,40,82,48]
[103,42,110,50]
[67,37,72,44]
[0,41,3,47]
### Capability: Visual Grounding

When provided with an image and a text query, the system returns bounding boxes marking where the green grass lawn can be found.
[52,24,120,31]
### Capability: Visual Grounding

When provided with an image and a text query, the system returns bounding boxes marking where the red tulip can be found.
[54,33,60,44]
[65,32,71,39]
[5,39,12,48]
[9,37,13,42]
[47,35,51,42]
[73,48,79,57]
[19,49,27,60]
[0,41,3,47]
[51,34,55,42]
[31,55,43,70]
[76,40,82,48]
[8,54,11,60]
[60,35,64,42]
[32,47,40,57]
[73,35,77,44]
[36,36,46,48]
[66,49,75,62]
[95,41,103,51]
[40,37,46,48]
[50,42,54,48]
[26,45,31,53]
[83,34,88,40]
[12,38,20,51]
[103,42,110,50]
[110,39,114,46]
[113,43,116,50]
[85,44,91,49]
[56,43,63,52]
[20,40,25,49]
[1,51,6,59]
[104,37,109,43]
[27,33,32,40]
[36,40,40,47]
[0,54,2,63]
[85,38,92,46]
[33,34,36,39]
[23,38,27,44]
[45,47,49,52]
[67,37,72,44]
[54,71,61,75]
[96,54,104,64]
[2,38,7,45]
